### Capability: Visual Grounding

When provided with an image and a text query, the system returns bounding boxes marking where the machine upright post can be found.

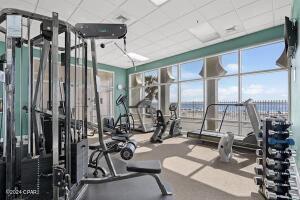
[5,32,17,200]
[27,18,32,156]
[65,27,72,174]
[91,38,117,176]
[51,12,60,199]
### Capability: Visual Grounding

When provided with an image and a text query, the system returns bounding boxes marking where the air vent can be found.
[225,25,237,33]
[115,15,129,23]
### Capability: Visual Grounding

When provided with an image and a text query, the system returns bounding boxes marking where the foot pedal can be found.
[127,160,162,174]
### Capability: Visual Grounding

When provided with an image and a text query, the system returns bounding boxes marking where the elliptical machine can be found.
[103,94,134,135]
[150,103,182,143]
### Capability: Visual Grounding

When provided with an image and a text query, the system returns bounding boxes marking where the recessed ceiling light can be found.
[149,0,169,6]
[189,22,220,43]
[127,52,149,61]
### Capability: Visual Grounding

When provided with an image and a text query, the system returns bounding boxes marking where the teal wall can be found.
[127,25,284,74]
[291,0,300,169]
[0,42,127,138]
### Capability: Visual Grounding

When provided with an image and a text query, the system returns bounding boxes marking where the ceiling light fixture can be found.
[189,22,220,43]
[127,52,149,61]
[149,0,169,6]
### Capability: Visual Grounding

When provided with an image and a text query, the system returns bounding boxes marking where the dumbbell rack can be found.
[254,118,300,200]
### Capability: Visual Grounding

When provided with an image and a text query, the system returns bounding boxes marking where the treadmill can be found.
[129,98,155,133]
[187,99,261,149]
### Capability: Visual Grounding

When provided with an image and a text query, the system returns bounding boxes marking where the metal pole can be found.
[91,38,117,176]
[5,35,17,200]
[51,12,60,200]
[83,40,87,139]
[27,18,32,156]
[65,26,71,175]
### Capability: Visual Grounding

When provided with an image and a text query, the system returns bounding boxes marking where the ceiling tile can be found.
[142,30,167,43]
[157,38,175,48]
[38,0,79,20]
[274,5,291,23]
[158,21,185,37]
[179,38,203,50]
[231,0,258,9]
[209,11,244,36]
[188,0,215,8]
[198,0,234,20]
[1,0,35,12]
[246,21,273,33]
[108,0,127,6]
[243,12,273,30]
[80,0,116,18]
[129,21,154,36]
[237,0,272,20]
[273,0,292,9]
[69,7,103,24]
[142,9,171,29]
[120,0,156,19]
[168,30,196,43]
[127,38,153,51]
[160,0,194,19]
[176,9,206,29]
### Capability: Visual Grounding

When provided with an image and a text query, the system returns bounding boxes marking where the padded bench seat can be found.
[127,160,162,174]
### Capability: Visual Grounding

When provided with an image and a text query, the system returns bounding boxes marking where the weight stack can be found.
[21,155,53,200]
[254,118,299,200]
[71,139,88,184]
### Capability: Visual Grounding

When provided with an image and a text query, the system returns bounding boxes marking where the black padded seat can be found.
[127,160,162,174]
[89,144,101,150]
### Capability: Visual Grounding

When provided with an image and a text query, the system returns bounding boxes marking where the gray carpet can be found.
[88,133,261,200]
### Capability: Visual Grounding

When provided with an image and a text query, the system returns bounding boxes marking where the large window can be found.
[129,41,289,137]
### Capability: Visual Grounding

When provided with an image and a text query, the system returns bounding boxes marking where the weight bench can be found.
[82,160,172,196]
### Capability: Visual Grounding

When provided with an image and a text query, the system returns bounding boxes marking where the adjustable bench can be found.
[127,160,172,195]
[82,160,172,196]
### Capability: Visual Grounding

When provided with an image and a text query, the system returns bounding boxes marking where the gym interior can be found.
[0,0,299,199]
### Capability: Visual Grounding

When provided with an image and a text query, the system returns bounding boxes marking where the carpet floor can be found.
[89,133,261,200]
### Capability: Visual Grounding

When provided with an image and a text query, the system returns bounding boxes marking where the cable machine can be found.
[0,8,88,199]
[0,8,172,200]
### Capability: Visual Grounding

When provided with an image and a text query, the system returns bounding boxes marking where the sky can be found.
[179,41,288,102]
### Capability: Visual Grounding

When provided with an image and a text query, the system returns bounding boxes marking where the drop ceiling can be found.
[0,0,292,68]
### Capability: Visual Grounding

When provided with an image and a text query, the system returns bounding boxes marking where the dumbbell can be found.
[269,130,290,140]
[266,158,291,171]
[271,120,291,132]
[268,148,294,160]
[266,168,290,181]
[256,158,263,165]
[265,190,292,200]
[264,179,290,194]
[256,149,263,157]
[255,166,263,175]
[254,176,263,186]
[120,140,137,160]
[268,138,295,151]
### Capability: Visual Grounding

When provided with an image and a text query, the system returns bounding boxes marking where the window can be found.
[128,41,289,136]
[241,42,285,72]
[241,71,289,135]
[160,84,178,115]
[180,60,203,80]
[221,51,239,75]
[144,70,158,86]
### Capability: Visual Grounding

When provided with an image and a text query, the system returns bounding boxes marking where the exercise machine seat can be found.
[127,160,162,174]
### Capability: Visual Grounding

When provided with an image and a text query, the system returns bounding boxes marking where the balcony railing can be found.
[179,100,289,121]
